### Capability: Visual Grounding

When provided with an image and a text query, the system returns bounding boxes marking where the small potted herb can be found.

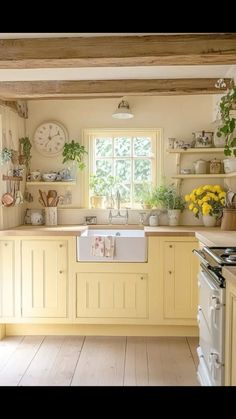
[154,184,185,226]
[0,147,14,165]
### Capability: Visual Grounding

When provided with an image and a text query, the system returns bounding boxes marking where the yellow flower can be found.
[196,187,204,195]
[189,193,195,201]
[193,207,198,215]
[202,195,210,202]
[189,203,194,210]
[220,198,225,205]
[213,185,222,193]
[185,194,190,202]
[203,185,211,191]
[219,191,226,198]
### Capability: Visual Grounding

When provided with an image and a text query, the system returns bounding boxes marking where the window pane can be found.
[96,160,112,177]
[119,184,131,204]
[133,184,144,202]
[114,137,131,156]
[95,137,112,157]
[115,159,131,182]
[134,159,151,182]
[134,137,151,156]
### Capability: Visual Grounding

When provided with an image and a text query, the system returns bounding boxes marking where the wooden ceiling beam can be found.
[0,34,236,68]
[0,78,230,100]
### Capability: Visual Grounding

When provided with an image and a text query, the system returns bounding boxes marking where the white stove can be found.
[193,246,236,386]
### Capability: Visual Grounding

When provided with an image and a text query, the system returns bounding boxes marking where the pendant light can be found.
[112,100,134,119]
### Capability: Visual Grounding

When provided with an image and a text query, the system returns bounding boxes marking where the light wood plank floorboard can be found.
[71,336,126,386]
[146,337,199,386]
[0,336,198,386]
[20,336,84,386]
[0,336,24,372]
[124,337,148,386]
[0,336,44,386]
[187,337,199,369]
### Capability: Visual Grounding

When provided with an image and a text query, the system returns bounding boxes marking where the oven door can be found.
[198,267,225,355]
[197,308,224,386]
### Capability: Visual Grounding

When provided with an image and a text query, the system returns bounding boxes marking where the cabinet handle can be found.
[169,270,172,275]
[59,244,63,248]
[169,245,173,248]
[59,270,63,274]
[140,276,144,280]
[4,243,8,246]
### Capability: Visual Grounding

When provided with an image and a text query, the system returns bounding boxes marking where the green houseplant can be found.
[154,184,185,226]
[137,182,157,209]
[62,140,87,180]
[89,175,107,208]
[19,137,32,173]
[217,83,236,156]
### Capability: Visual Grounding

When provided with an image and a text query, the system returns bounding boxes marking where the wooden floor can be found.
[0,336,199,386]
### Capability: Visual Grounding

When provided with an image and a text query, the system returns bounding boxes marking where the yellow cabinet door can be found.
[0,240,15,317]
[21,240,67,318]
[76,272,148,318]
[225,282,236,386]
[163,241,198,319]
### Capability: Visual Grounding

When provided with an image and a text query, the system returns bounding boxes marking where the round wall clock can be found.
[33,121,68,156]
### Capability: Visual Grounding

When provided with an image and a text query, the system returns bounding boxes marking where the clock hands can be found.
[45,130,60,148]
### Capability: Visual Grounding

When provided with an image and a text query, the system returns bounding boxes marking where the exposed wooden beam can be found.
[0,34,236,68]
[0,78,230,100]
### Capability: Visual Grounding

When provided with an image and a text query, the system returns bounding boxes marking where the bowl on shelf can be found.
[42,172,57,182]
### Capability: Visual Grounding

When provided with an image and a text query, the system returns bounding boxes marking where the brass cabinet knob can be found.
[59,270,63,274]
[59,244,63,248]
[4,243,8,246]
[169,270,172,274]
[169,245,173,248]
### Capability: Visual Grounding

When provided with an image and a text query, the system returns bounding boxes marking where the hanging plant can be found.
[19,137,32,172]
[216,81,236,156]
[0,147,14,165]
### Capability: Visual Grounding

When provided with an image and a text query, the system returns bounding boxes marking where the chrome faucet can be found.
[108,189,129,224]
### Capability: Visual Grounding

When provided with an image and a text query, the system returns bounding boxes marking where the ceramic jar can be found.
[149,214,159,226]
[31,210,44,225]
[168,209,181,226]
[193,159,207,174]
[44,207,57,226]
[210,158,221,174]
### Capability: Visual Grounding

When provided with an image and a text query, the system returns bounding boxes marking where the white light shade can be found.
[112,100,134,119]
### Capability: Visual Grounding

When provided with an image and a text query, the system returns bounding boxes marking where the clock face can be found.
[33,121,68,156]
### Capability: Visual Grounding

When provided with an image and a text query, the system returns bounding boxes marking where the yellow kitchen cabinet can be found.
[0,240,15,318]
[225,279,236,386]
[163,240,198,320]
[76,272,148,319]
[21,239,68,318]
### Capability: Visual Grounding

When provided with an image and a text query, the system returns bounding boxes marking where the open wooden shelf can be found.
[2,175,23,181]
[172,172,236,179]
[26,181,76,186]
[167,148,225,154]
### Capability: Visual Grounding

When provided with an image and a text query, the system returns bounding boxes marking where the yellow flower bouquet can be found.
[185,185,226,219]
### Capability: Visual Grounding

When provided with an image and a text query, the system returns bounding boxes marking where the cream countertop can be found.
[0,224,219,237]
[196,230,236,247]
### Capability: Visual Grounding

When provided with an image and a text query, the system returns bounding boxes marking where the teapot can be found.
[193,159,207,174]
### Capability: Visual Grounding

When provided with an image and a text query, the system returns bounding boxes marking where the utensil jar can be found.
[45,207,57,226]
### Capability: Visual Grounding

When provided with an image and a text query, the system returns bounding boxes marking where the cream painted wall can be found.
[26,95,231,225]
[0,106,25,229]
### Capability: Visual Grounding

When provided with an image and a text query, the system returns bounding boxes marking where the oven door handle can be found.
[193,249,211,269]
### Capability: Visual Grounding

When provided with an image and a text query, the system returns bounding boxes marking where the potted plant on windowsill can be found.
[154,184,185,226]
[89,175,107,208]
[62,140,87,180]
[216,82,236,157]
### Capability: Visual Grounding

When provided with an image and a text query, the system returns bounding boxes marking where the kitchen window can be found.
[83,129,163,208]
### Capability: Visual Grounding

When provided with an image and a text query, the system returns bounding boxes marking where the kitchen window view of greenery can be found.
[89,134,156,209]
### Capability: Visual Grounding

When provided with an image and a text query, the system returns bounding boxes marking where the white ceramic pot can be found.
[168,209,181,226]
[149,214,159,226]
[202,214,217,227]
[223,158,236,173]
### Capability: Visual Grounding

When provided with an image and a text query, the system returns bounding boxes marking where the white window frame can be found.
[82,128,163,208]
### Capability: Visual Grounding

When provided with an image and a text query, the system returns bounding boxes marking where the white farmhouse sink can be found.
[77,229,147,262]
